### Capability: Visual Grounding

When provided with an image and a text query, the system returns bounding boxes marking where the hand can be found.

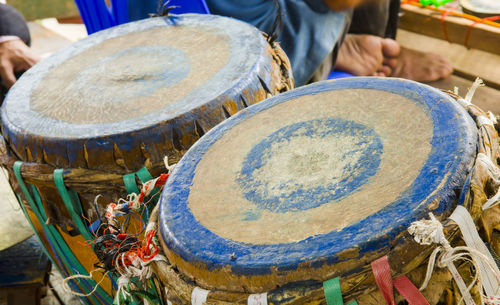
[0,39,40,89]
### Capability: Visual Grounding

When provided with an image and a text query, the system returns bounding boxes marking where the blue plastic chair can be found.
[74,0,210,34]
[327,70,354,80]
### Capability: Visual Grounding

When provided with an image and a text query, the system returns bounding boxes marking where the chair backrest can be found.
[327,70,354,80]
[75,0,210,35]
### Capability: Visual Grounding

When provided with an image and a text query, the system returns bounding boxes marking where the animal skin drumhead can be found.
[159,77,477,292]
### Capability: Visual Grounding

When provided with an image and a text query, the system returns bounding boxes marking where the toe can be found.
[441,59,453,77]
[383,57,398,70]
[439,62,453,79]
[433,56,453,79]
[378,65,392,76]
[382,38,401,58]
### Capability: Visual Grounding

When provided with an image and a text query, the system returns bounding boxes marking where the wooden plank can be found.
[399,3,500,56]
[426,75,500,115]
[27,22,74,58]
[57,16,83,24]
[396,29,500,89]
[37,19,87,42]
[0,286,42,305]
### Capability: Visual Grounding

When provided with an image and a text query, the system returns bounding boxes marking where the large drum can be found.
[154,77,500,304]
[0,14,292,304]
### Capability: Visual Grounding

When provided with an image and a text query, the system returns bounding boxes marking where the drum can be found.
[459,0,500,19]
[0,14,293,304]
[152,77,500,304]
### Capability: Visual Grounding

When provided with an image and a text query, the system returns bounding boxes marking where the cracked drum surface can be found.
[158,78,478,302]
[1,14,293,172]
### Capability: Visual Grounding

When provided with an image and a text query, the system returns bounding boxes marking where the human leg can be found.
[308,1,400,82]
[348,0,394,38]
[336,0,453,81]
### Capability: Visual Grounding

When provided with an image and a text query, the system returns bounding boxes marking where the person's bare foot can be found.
[335,34,400,77]
[390,47,453,82]
[335,34,453,82]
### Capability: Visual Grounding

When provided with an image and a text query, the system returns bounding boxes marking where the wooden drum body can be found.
[0,14,292,304]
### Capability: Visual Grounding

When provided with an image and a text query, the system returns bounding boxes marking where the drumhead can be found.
[1,14,285,170]
[460,0,500,16]
[159,77,477,292]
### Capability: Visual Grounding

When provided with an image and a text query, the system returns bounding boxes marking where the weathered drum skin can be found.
[157,77,479,304]
[0,14,293,305]
[2,14,293,172]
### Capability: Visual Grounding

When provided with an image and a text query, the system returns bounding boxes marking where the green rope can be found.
[13,161,113,304]
[12,192,56,271]
[54,169,94,241]
[323,277,358,305]
[13,191,90,302]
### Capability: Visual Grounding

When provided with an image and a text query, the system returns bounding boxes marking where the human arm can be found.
[0,39,40,88]
[0,3,31,45]
[0,4,39,89]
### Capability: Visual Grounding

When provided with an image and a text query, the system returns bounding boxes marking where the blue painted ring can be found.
[159,77,477,292]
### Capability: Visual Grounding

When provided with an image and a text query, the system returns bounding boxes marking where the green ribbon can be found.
[13,161,113,304]
[122,167,160,223]
[123,173,140,195]
[323,277,358,305]
[54,169,94,241]
[11,188,55,271]
[149,278,166,305]
[135,167,153,183]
